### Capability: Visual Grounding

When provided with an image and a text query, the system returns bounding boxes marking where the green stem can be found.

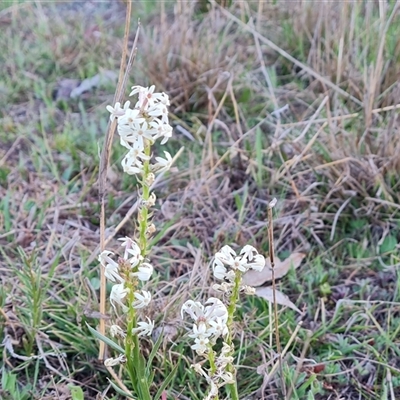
[124,142,153,399]
[125,291,139,391]
[207,349,219,400]
[225,270,241,400]
[138,143,152,257]
[125,264,152,399]
[208,347,217,375]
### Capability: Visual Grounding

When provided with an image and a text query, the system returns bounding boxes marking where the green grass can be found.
[1,0,400,399]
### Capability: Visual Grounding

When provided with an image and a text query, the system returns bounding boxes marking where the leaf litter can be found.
[243,252,306,287]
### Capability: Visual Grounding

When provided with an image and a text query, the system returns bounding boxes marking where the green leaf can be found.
[90,277,100,290]
[238,87,251,103]
[306,390,316,400]
[380,235,397,254]
[108,379,136,399]
[154,364,179,400]
[2,371,17,391]
[85,323,125,353]
[146,329,164,381]
[68,384,84,400]
[350,218,367,230]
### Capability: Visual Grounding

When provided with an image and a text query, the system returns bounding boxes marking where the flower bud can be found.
[145,173,155,186]
[147,223,156,236]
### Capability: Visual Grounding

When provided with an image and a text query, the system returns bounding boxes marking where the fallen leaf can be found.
[255,286,301,313]
[70,70,118,98]
[243,252,305,287]
[53,79,80,101]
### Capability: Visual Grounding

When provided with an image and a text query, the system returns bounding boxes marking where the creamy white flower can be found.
[192,363,207,377]
[240,244,256,260]
[215,245,236,265]
[104,354,126,367]
[214,244,265,273]
[212,282,232,293]
[181,298,228,325]
[215,250,247,273]
[204,298,228,324]
[98,251,124,283]
[220,342,233,356]
[121,154,145,175]
[118,236,143,267]
[188,321,211,340]
[246,253,265,271]
[216,354,234,369]
[110,325,126,338]
[207,317,229,339]
[191,336,209,354]
[145,172,155,186]
[145,192,157,208]
[225,270,236,281]
[214,371,235,385]
[213,259,228,280]
[149,118,172,144]
[132,290,152,309]
[136,120,159,145]
[110,283,128,311]
[117,124,142,150]
[119,120,158,150]
[216,343,234,368]
[232,256,251,272]
[242,285,256,295]
[118,108,145,129]
[240,245,265,271]
[159,92,170,106]
[204,381,218,400]
[132,317,154,337]
[132,262,153,281]
[181,300,204,321]
[152,151,172,173]
[130,85,165,110]
[106,101,131,122]
[159,124,172,145]
[148,102,169,124]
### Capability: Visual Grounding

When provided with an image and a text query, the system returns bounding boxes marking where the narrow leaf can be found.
[108,379,136,399]
[146,328,164,379]
[86,323,125,353]
[154,364,179,400]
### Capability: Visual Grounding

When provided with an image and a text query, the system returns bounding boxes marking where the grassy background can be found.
[0,0,399,399]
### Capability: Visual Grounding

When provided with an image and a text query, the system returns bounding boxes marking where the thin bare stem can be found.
[98,0,138,360]
[267,198,286,397]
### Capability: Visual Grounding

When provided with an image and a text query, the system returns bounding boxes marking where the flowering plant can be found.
[181,245,266,400]
[93,85,174,399]
[92,83,270,400]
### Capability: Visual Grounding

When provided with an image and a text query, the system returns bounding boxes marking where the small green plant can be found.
[1,370,32,400]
